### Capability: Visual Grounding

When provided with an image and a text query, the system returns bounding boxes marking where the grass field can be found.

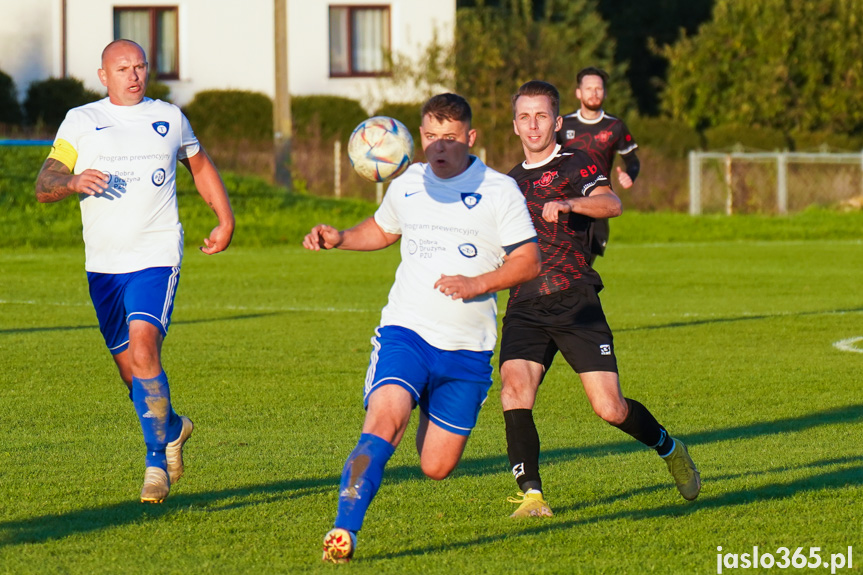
[2,225,861,573]
[1,145,861,573]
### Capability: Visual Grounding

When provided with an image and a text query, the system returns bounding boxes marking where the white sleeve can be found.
[54,109,83,150]
[373,175,406,235]
[177,111,201,160]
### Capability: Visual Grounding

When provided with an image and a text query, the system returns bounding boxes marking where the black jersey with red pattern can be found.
[507,146,608,305]
[557,110,637,176]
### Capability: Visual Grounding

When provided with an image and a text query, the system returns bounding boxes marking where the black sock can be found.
[613,398,674,456]
[504,409,542,492]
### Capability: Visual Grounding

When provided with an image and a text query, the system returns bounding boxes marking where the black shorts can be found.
[500,286,618,374]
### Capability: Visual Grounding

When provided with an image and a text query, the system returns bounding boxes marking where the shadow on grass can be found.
[4,304,862,337]
[375,455,863,561]
[616,306,863,333]
[451,403,863,478]
[0,312,284,335]
[1,403,860,547]
[0,476,337,547]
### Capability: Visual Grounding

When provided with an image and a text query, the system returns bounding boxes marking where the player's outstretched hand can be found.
[69,169,110,196]
[616,166,633,189]
[200,222,234,255]
[542,199,573,223]
[303,224,343,251]
[434,274,484,301]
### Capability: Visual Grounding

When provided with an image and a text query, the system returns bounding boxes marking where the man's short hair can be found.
[511,80,560,118]
[577,66,609,87]
[421,93,472,125]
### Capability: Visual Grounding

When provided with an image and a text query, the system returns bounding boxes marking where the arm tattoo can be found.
[35,158,75,203]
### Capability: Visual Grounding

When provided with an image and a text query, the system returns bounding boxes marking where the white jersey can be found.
[50,97,200,273]
[375,156,536,352]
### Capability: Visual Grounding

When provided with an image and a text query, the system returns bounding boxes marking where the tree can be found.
[24,77,102,129]
[454,0,632,162]
[596,0,713,116]
[661,0,863,134]
[0,70,23,125]
[389,0,630,164]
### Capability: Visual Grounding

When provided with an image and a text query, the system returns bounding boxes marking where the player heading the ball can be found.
[305,93,541,564]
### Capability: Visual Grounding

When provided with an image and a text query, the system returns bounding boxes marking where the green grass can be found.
[5,144,863,250]
[2,232,862,573]
[1,145,862,572]
[0,145,379,249]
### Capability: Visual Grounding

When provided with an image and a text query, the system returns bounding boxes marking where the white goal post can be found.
[688,150,863,215]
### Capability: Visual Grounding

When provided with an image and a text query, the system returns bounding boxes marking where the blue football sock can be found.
[132,371,183,470]
[334,433,395,533]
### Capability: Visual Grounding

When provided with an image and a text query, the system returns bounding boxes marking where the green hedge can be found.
[183,90,273,142]
[145,76,171,103]
[625,115,702,158]
[788,130,863,152]
[182,92,374,144]
[0,70,22,125]
[291,95,368,141]
[24,77,102,128]
[703,123,790,151]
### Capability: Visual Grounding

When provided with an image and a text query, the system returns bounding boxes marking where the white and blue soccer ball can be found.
[347,116,414,183]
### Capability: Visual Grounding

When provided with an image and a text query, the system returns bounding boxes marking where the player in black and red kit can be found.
[558,67,639,264]
[500,80,700,518]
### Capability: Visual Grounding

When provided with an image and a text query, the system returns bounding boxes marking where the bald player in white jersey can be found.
[305,93,540,564]
[35,39,234,504]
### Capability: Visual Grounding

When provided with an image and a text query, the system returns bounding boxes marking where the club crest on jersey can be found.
[152,121,170,137]
[595,130,612,144]
[461,192,481,209]
[152,168,166,186]
[458,243,477,258]
[534,170,559,188]
[566,130,575,140]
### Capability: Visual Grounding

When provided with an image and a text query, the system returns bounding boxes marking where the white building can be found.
[0,0,455,110]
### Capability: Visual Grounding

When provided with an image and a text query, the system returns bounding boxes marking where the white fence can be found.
[688,150,863,215]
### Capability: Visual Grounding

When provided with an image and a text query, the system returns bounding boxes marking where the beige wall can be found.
[286,0,456,111]
[3,0,455,110]
[0,0,64,101]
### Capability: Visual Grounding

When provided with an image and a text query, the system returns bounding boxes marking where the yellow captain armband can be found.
[47,139,78,171]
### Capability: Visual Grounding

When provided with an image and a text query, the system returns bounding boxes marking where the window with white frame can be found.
[329,5,391,77]
[113,7,179,79]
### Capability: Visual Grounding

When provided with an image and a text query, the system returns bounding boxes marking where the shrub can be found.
[291,95,367,141]
[703,124,790,151]
[788,130,863,152]
[625,115,702,158]
[24,77,102,128]
[0,70,22,125]
[183,90,273,142]
[145,76,171,102]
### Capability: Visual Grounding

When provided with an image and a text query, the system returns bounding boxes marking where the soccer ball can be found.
[347,116,414,183]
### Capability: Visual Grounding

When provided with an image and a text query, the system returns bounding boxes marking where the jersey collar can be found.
[575,109,606,125]
[522,144,561,169]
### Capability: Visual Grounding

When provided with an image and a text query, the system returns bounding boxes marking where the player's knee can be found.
[499,382,520,405]
[499,372,535,407]
[419,452,458,480]
[420,460,454,481]
[129,347,158,372]
[593,401,627,426]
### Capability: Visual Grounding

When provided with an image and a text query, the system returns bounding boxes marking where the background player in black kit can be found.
[501,80,700,518]
[557,67,640,264]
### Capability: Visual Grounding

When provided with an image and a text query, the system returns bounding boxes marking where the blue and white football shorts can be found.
[364,325,494,436]
[87,266,180,355]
